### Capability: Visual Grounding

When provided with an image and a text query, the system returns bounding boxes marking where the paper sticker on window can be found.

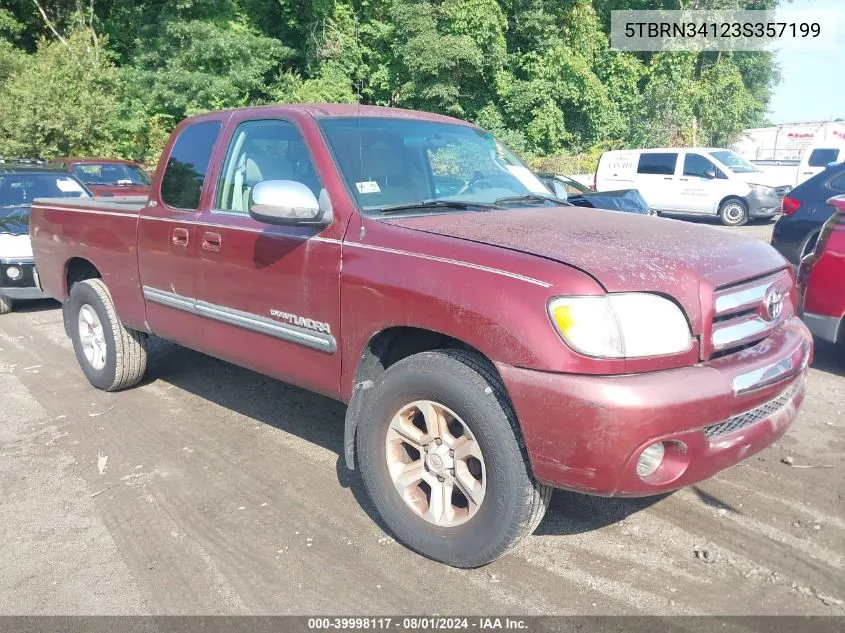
[56,178,84,193]
[356,181,381,194]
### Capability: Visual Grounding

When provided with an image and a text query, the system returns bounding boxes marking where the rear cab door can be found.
[138,115,227,349]
[191,110,346,397]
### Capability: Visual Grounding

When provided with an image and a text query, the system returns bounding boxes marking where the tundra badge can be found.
[270,309,332,335]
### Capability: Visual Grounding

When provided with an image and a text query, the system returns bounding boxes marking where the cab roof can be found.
[185,103,474,127]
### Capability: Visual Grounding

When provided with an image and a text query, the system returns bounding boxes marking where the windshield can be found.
[71,162,151,186]
[709,150,760,174]
[0,172,91,208]
[318,117,551,213]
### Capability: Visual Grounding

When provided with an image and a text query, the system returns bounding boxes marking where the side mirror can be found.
[249,180,327,226]
[703,169,716,179]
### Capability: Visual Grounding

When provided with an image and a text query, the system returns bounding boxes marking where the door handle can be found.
[663,177,673,180]
[172,228,189,246]
[678,177,689,182]
[202,231,222,252]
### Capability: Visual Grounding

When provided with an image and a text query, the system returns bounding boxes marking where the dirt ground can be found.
[0,219,842,616]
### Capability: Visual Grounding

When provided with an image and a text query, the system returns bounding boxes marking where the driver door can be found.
[193,116,342,395]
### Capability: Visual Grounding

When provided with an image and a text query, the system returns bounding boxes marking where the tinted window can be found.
[829,172,845,193]
[0,173,90,207]
[216,119,322,214]
[160,121,222,210]
[808,148,841,168]
[637,153,677,175]
[683,154,720,178]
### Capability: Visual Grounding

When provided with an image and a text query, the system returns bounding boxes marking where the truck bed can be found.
[30,195,148,330]
[33,196,148,214]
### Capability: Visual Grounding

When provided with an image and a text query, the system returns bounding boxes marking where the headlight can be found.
[749,183,775,197]
[548,294,692,358]
[5,266,22,280]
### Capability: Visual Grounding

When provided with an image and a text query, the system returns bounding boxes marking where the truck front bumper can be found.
[496,317,812,497]
[0,259,49,301]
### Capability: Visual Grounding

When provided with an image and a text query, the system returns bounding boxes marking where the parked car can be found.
[595,148,791,226]
[536,172,655,215]
[0,162,91,314]
[797,195,845,345]
[31,104,812,567]
[771,162,845,265]
[51,157,151,197]
[796,144,845,187]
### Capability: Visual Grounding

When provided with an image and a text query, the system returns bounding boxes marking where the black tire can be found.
[0,295,11,315]
[719,197,748,226]
[67,279,148,391]
[356,349,551,567]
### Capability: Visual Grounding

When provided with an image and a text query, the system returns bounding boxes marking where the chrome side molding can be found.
[142,286,337,354]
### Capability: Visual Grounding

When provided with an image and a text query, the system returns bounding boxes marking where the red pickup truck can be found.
[30,104,813,567]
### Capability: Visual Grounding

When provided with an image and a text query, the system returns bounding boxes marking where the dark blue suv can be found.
[771,162,845,265]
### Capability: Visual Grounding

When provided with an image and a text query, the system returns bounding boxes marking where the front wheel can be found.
[357,349,551,567]
[67,279,148,391]
[0,295,11,315]
[719,198,748,226]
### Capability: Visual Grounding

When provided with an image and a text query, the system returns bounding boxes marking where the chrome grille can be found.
[703,382,800,439]
[709,271,790,357]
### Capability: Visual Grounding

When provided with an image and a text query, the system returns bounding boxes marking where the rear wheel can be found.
[357,349,551,567]
[719,198,748,226]
[0,295,11,315]
[67,279,148,391]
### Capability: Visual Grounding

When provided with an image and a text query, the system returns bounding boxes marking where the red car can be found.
[51,158,151,197]
[30,104,812,567]
[798,195,845,345]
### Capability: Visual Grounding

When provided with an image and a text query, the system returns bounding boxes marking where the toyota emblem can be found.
[764,288,784,321]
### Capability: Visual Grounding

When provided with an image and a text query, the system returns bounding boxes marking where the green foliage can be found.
[0,0,780,163]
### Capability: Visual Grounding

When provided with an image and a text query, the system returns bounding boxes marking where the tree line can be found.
[0,0,779,165]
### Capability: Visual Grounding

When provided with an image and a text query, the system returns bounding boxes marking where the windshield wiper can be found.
[377,199,501,215]
[494,193,567,206]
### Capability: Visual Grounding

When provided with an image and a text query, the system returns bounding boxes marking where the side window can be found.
[829,172,845,193]
[160,121,222,210]
[215,119,322,214]
[637,153,677,176]
[683,153,721,178]
[808,148,840,168]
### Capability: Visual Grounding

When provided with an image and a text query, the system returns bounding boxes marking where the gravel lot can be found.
[1,219,842,615]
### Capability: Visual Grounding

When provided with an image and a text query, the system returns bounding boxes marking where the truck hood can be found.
[385,207,788,330]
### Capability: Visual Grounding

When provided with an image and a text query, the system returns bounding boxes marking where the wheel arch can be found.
[343,325,502,470]
[64,257,102,297]
[717,194,748,213]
